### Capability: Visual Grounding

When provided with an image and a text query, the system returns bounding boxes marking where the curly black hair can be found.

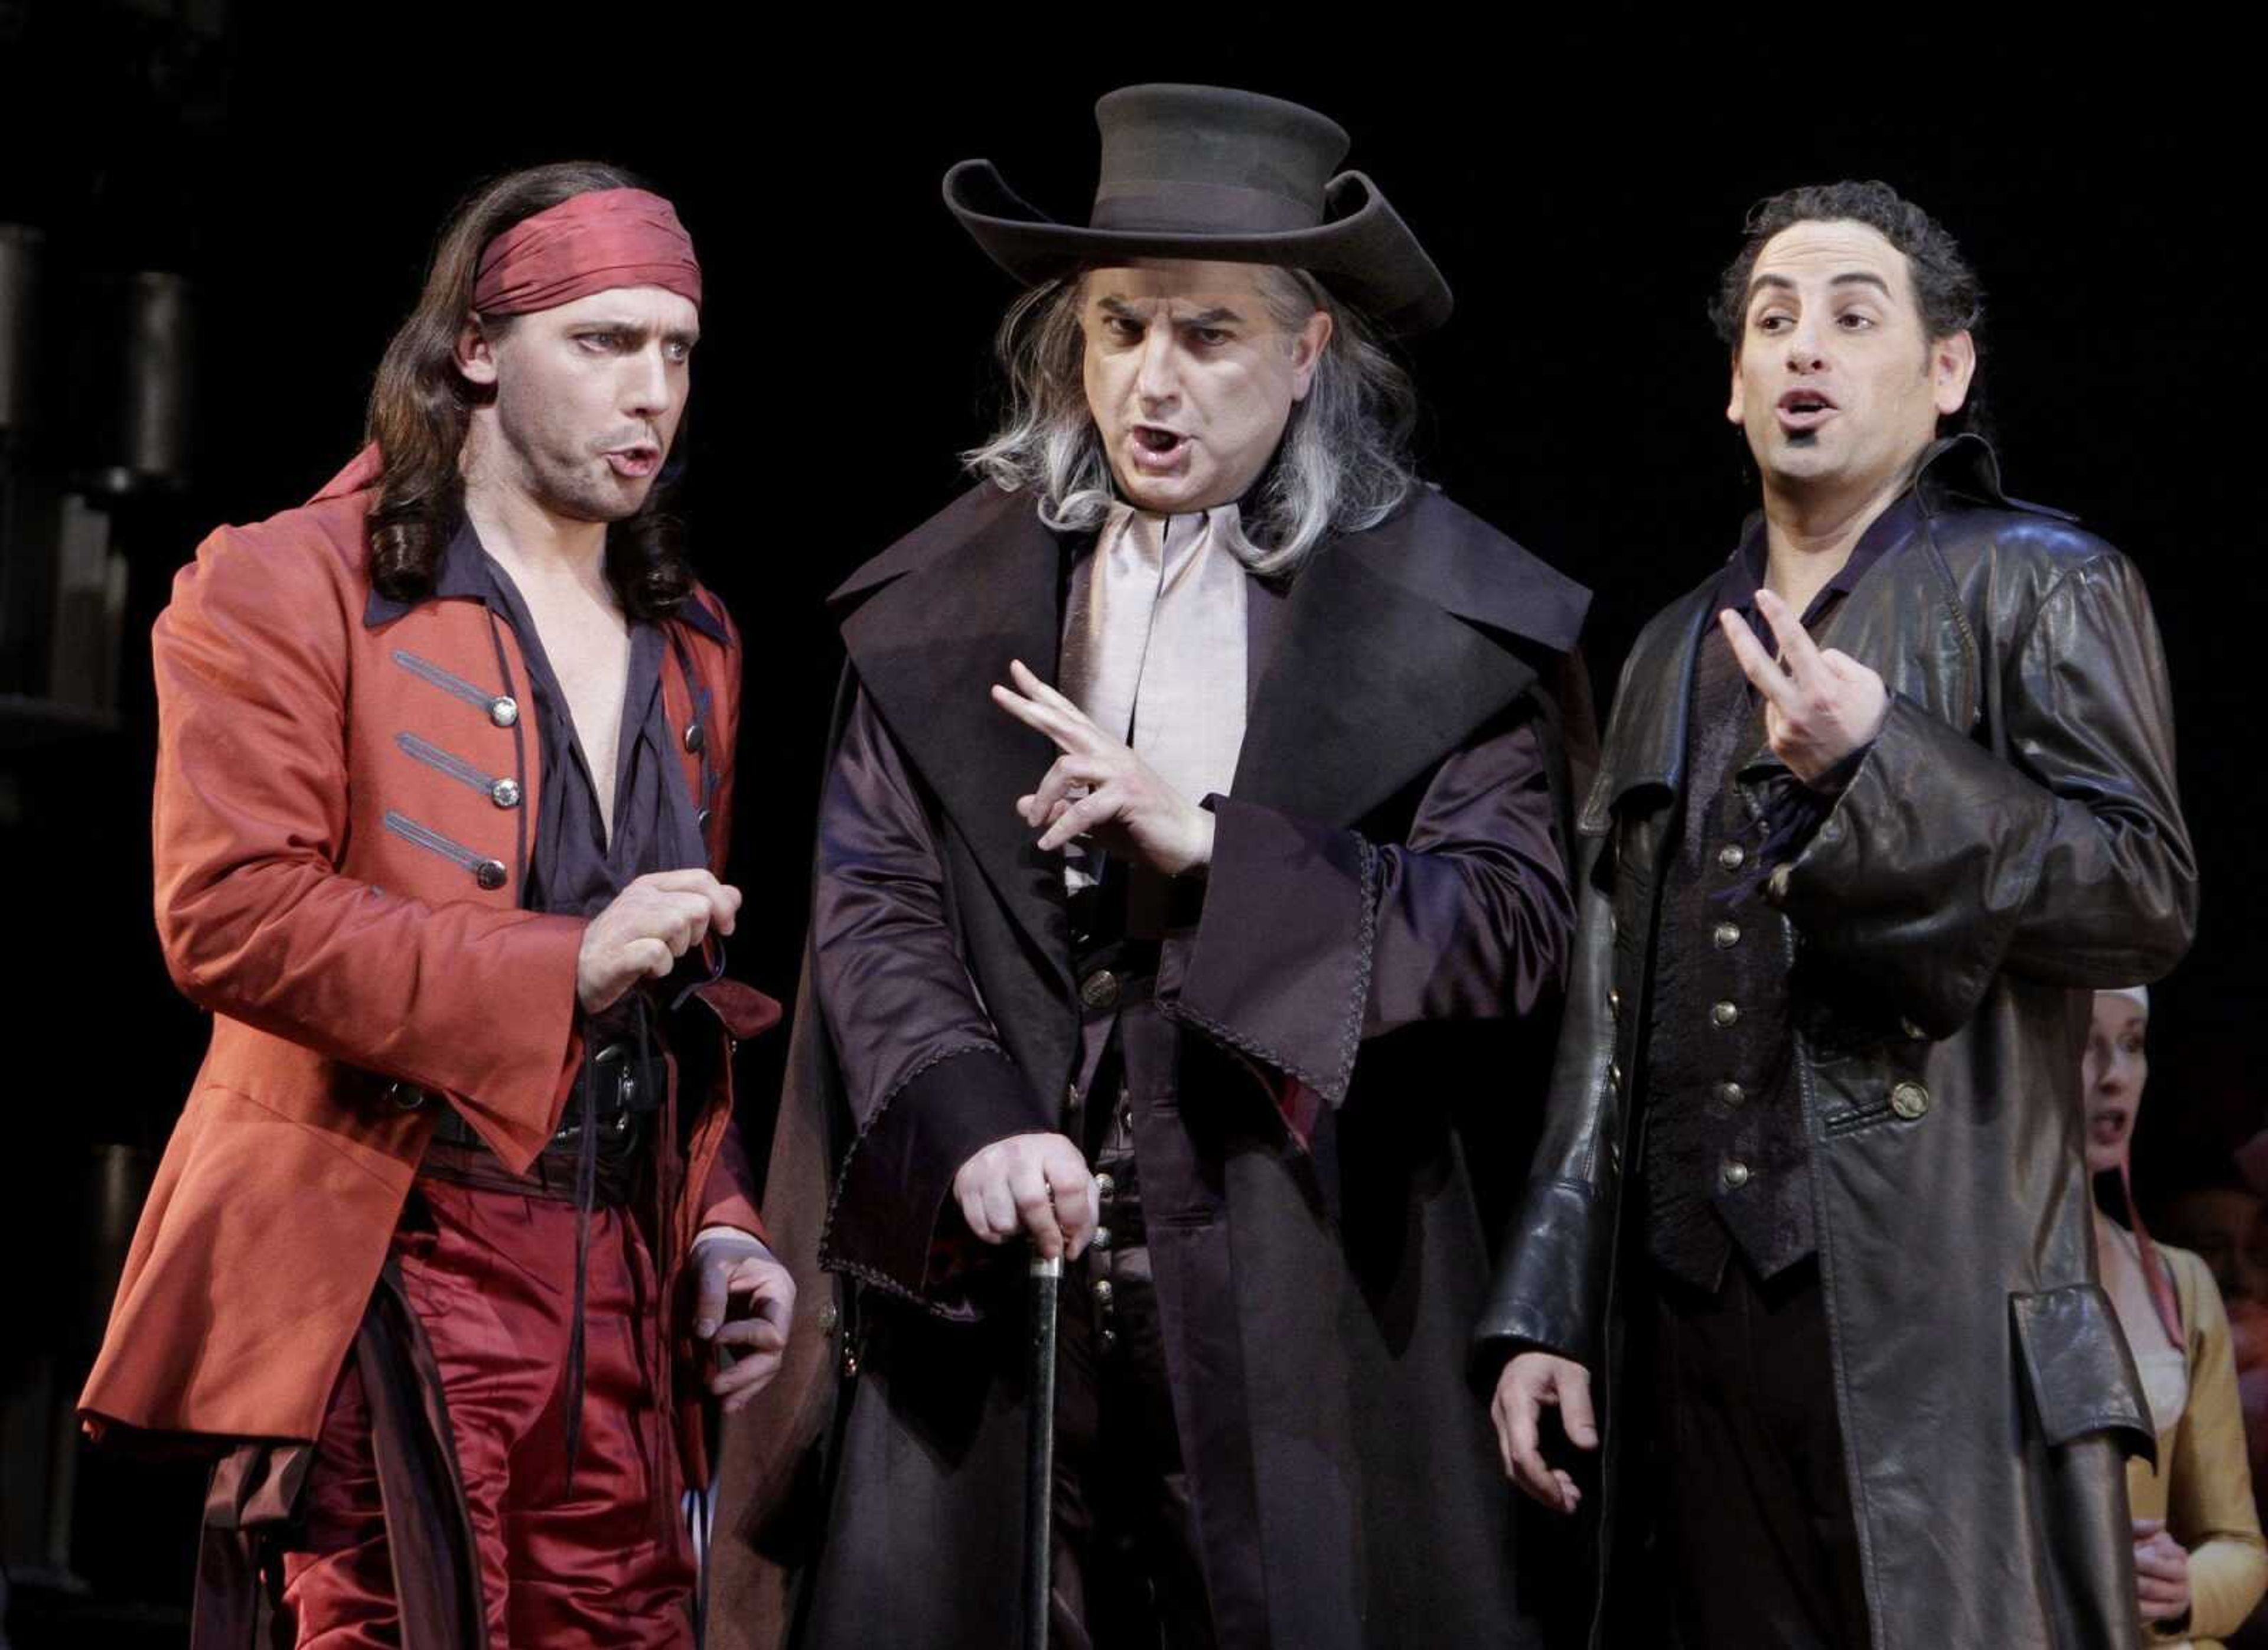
[1711,180,1986,435]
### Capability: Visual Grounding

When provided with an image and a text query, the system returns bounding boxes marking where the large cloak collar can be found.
[832,481,1589,983]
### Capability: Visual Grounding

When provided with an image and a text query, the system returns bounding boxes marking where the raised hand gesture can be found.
[1716,587,1888,787]
[990,658,1215,876]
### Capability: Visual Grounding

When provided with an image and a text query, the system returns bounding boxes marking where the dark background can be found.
[1,5,2256,1635]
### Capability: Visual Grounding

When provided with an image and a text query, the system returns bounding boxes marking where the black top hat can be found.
[944,83,1452,336]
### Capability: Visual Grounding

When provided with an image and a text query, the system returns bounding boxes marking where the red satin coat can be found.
[79,461,770,1476]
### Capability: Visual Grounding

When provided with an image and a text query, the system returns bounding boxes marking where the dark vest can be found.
[1640,612,1814,1290]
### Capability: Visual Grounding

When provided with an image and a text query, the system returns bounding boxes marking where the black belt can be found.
[426,1042,669,1150]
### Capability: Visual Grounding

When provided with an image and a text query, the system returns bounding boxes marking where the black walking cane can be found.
[1025,1250,1064,1650]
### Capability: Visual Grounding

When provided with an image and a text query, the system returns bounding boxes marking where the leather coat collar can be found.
[1578,435,2037,836]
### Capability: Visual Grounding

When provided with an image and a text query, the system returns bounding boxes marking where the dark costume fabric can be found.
[712,480,1591,1649]
[1478,436,2198,1650]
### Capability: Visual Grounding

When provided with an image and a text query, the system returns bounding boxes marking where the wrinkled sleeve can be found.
[2162,1266,2268,1642]
[154,523,585,1170]
[1161,698,1574,1108]
[696,1121,768,1243]
[811,686,1046,1309]
[1474,824,1622,1375]
[1769,550,2196,1035]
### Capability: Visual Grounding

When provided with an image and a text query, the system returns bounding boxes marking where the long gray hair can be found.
[963,266,1419,576]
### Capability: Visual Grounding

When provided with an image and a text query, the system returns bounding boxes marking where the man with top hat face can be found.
[1479,181,2197,1648]
[77,162,794,1646]
[711,86,1591,1649]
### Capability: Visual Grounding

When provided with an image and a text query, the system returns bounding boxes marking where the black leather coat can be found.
[1478,437,2197,1649]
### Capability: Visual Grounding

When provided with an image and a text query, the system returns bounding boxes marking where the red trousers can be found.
[281,1176,696,1648]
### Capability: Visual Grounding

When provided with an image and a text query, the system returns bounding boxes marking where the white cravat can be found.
[1059,502,1250,890]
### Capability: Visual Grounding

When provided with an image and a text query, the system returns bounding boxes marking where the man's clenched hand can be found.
[577,869,740,1013]
[952,1132,1097,1261]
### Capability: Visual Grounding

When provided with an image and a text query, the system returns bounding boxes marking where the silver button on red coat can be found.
[489,696,519,728]
[474,859,507,891]
[490,777,522,808]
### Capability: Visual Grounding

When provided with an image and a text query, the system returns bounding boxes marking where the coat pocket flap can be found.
[2009,1284,2156,1462]
[689,977,784,1041]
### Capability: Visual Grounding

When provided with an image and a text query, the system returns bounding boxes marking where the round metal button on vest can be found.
[490,777,522,808]
[1891,1081,1931,1120]
[1713,921,1741,950]
[1712,1000,1739,1028]
[817,1302,840,1334]
[474,859,507,891]
[1718,843,1746,872]
[1722,1160,1751,1190]
[1091,1226,1112,1252]
[1716,1080,1746,1107]
[1094,1172,1115,1202]
[1608,1061,1624,1094]
[1079,969,1121,1011]
[489,696,519,728]
[1608,986,1622,1022]
[697,807,713,831]
[683,722,705,754]
[1093,1279,1114,1304]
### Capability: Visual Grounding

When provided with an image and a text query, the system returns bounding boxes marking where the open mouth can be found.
[2088,1106,2132,1146]
[1777,389,1837,433]
[1128,424,1190,472]
[604,444,661,478]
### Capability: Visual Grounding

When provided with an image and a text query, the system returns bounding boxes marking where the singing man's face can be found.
[1726,219,1973,503]
[2080,993,2150,1176]
[460,283,698,522]
[1080,260,1331,515]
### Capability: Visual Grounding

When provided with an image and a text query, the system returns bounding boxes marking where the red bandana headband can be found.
[471,186,702,316]
[308,187,702,503]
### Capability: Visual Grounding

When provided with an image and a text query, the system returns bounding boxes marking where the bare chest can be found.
[518,589,633,836]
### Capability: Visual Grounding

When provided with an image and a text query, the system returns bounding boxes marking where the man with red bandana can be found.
[79,162,793,1646]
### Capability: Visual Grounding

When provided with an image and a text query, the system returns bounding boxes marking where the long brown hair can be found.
[365,161,695,615]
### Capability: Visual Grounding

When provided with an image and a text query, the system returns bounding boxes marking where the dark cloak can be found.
[711,481,1595,1649]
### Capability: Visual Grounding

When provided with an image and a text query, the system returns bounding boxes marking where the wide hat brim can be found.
[944,157,1454,337]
